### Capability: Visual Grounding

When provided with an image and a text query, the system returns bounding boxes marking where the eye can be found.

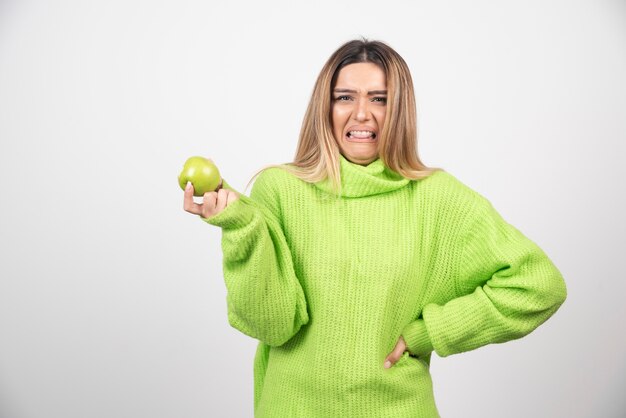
[372,97,387,104]
[334,95,352,101]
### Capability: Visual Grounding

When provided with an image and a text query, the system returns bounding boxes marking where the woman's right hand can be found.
[183,180,240,219]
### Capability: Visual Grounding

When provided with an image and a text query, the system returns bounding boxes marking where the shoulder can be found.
[425,171,524,241]
[412,169,501,237]
[254,165,294,184]
[249,165,302,211]
[415,169,485,208]
[251,165,298,194]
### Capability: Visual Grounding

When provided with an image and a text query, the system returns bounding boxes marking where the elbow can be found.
[227,308,308,348]
[263,332,296,348]
[550,268,567,309]
[539,254,567,310]
[264,312,309,347]
[528,252,567,313]
[532,266,567,321]
[263,298,310,347]
[252,325,302,348]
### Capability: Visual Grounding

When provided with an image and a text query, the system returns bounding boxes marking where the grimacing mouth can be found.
[347,130,377,139]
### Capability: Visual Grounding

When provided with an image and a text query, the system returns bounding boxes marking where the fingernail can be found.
[186,181,191,189]
[384,360,391,369]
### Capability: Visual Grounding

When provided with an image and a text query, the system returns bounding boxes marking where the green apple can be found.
[178,156,222,196]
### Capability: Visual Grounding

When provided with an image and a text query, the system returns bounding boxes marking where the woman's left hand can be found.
[384,335,407,369]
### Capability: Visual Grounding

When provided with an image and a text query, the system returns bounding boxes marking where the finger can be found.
[202,191,218,218]
[215,188,228,213]
[226,190,239,205]
[183,182,203,215]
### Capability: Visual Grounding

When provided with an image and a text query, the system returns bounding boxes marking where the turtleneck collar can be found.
[314,154,410,198]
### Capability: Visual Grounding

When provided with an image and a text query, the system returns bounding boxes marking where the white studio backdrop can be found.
[0,0,625,417]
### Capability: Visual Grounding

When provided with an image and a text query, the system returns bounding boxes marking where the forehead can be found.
[334,63,386,89]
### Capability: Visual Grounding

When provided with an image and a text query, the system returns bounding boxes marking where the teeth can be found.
[348,130,375,138]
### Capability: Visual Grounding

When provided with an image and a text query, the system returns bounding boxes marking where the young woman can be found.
[183,39,567,417]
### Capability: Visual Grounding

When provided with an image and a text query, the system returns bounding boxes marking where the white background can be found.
[1,0,625,417]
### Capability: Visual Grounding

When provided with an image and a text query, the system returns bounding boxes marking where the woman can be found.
[183,39,567,417]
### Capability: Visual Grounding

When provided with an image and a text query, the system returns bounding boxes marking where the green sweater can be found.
[203,154,567,417]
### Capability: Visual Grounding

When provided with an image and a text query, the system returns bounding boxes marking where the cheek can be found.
[332,108,348,134]
[375,108,387,129]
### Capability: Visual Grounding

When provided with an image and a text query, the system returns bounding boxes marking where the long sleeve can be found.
[202,171,309,347]
[225,160,568,416]
[403,190,567,358]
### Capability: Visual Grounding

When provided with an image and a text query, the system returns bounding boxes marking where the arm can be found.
[202,171,309,347]
[402,192,567,358]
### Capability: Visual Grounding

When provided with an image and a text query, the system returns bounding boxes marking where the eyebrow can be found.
[333,88,388,95]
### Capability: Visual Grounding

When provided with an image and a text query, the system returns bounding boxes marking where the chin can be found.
[343,153,378,165]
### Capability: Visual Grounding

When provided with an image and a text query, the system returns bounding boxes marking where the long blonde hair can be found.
[245,38,443,196]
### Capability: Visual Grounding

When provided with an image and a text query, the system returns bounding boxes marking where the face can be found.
[331,62,387,165]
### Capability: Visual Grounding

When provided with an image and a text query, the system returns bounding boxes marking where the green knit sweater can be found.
[203,154,567,417]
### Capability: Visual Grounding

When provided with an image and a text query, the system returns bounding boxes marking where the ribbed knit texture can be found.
[203,154,567,417]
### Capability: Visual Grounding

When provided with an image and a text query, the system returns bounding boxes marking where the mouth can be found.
[346,130,377,143]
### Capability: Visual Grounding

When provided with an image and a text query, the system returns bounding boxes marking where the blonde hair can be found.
[245,38,443,196]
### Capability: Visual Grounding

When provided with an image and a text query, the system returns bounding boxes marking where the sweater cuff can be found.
[401,319,434,357]
[201,194,255,229]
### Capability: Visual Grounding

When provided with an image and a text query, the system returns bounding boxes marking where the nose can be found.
[354,98,371,122]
